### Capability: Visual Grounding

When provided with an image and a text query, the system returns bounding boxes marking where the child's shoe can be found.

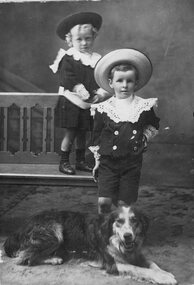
[59,162,76,175]
[59,150,75,175]
[75,161,92,172]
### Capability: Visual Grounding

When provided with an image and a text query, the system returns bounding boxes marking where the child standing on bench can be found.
[50,12,108,175]
[89,49,160,214]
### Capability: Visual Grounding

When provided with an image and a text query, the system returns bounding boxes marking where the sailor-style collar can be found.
[92,95,158,123]
[49,47,101,73]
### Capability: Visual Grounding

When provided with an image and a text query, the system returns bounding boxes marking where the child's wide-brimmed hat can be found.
[56,12,102,39]
[94,48,153,93]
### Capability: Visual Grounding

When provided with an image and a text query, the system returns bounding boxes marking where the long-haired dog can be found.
[4,206,177,284]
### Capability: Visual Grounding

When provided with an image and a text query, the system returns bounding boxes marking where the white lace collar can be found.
[92,95,158,123]
[49,47,101,73]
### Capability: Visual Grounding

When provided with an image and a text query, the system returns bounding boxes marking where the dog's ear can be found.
[87,221,98,247]
[140,213,149,235]
[99,212,115,244]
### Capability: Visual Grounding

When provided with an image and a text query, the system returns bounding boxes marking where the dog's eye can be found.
[131,217,138,224]
[116,218,124,225]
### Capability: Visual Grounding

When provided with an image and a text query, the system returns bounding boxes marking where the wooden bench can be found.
[0,92,95,187]
[0,93,193,188]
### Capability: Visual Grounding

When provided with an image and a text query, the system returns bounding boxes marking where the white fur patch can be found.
[116,263,177,284]
[113,206,135,241]
[53,223,63,243]
[44,257,63,265]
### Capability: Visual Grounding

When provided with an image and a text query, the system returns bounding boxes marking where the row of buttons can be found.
[112,130,137,150]
[114,130,137,136]
[113,145,139,151]
[113,130,138,150]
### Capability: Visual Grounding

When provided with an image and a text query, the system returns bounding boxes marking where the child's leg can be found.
[97,156,119,214]
[59,128,76,175]
[98,197,112,215]
[75,130,92,172]
[118,157,142,205]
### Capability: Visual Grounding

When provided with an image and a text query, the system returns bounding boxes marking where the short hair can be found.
[109,64,138,81]
[65,24,98,47]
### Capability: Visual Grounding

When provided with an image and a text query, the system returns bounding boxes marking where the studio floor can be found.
[0,183,194,285]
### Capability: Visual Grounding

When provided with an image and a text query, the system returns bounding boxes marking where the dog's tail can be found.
[4,232,21,258]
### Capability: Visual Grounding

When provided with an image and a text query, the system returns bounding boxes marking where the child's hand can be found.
[92,159,100,183]
[94,88,112,102]
[73,84,90,101]
[132,135,148,155]
[142,135,148,152]
[87,94,100,103]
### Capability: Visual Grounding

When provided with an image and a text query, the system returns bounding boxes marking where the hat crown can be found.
[56,12,102,40]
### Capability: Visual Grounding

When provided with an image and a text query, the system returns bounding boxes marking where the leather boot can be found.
[75,161,92,172]
[76,149,92,172]
[59,162,75,175]
[59,150,75,175]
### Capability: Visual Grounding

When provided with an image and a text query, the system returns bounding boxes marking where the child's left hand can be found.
[142,135,148,152]
[92,159,100,182]
[133,135,148,155]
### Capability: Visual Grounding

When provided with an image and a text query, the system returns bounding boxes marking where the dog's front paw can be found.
[106,263,119,275]
[43,257,63,265]
[152,270,177,285]
[51,257,63,265]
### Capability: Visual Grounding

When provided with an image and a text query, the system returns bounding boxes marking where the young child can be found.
[89,49,160,214]
[50,12,105,175]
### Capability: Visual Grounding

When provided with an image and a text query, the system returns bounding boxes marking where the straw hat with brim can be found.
[56,12,102,40]
[94,48,153,94]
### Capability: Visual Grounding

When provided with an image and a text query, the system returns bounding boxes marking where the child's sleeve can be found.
[58,56,90,100]
[89,109,104,160]
[58,56,78,91]
[143,108,160,141]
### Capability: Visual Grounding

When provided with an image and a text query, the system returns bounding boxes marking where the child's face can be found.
[70,25,95,54]
[109,70,137,99]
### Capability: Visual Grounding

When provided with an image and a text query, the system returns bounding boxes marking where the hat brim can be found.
[94,49,153,93]
[57,12,102,40]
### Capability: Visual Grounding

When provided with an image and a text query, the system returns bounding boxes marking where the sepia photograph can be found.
[0,0,194,284]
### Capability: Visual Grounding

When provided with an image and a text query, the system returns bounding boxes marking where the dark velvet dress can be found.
[55,54,99,130]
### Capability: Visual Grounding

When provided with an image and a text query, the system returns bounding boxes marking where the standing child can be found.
[89,49,160,214]
[50,12,104,175]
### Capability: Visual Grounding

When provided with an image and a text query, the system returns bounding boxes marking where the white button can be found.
[114,130,119,135]
[133,130,137,134]
[113,145,117,150]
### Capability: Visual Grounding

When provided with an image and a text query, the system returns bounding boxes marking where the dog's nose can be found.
[123,233,133,242]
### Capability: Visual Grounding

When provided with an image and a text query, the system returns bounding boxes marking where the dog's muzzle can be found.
[120,233,135,252]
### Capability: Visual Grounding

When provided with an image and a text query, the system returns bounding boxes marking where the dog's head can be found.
[109,206,149,254]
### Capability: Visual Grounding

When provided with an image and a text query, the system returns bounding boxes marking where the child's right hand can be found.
[73,84,90,101]
[92,159,100,182]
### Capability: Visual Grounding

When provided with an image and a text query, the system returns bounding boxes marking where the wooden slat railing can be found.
[0,92,61,164]
[0,92,96,186]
